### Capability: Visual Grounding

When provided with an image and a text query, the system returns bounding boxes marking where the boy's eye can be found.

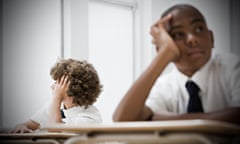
[195,26,204,33]
[172,32,184,40]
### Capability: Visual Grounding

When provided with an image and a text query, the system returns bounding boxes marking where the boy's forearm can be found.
[113,49,173,121]
[152,107,240,125]
[48,98,62,124]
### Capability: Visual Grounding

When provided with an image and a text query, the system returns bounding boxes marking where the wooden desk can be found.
[42,119,240,144]
[0,132,77,144]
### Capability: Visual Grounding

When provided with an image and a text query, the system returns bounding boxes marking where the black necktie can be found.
[60,109,66,118]
[185,81,204,113]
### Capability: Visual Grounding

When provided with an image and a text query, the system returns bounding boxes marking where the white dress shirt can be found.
[146,51,240,115]
[30,103,102,128]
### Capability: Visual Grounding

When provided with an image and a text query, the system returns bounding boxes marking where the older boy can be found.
[113,4,240,125]
[12,58,103,133]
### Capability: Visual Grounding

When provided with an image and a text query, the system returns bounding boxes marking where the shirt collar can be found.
[191,56,213,95]
[63,105,87,117]
[174,55,213,95]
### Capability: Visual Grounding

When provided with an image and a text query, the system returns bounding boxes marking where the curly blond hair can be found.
[50,58,102,108]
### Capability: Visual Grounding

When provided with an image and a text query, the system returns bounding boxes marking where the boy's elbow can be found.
[112,112,122,122]
[112,111,131,122]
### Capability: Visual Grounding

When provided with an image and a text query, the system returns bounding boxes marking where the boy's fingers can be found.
[67,80,71,87]
[157,14,172,31]
[57,76,64,84]
[160,14,172,25]
[151,14,172,36]
[63,75,69,83]
[58,75,68,84]
[150,26,160,37]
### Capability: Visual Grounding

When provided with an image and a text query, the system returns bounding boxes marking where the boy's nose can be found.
[186,33,198,47]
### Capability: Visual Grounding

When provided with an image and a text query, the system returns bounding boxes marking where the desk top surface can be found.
[1,120,239,138]
[0,132,77,139]
[41,119,240,135]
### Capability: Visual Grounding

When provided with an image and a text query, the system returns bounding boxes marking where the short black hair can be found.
[161,3,206,23]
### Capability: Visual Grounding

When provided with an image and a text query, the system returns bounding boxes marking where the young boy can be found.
[113,4,240,125]
[12,58,103,133]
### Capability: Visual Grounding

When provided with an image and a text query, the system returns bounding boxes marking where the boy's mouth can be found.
[187,50,204,58]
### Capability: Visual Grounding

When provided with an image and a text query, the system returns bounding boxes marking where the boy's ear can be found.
[209,30,214,48]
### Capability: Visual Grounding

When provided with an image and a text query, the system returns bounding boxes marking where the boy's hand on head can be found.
[150,14,180,61]
[52,75,70,101]
[48,75,70,124]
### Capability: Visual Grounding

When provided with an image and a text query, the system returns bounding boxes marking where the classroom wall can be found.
[1,0,89,128]
[1,0,62,128]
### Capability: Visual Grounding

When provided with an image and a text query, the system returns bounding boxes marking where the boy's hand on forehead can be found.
[150,14,180,62]
[150,14,172,45]
[52,75,70,100]
[157,14,172,32]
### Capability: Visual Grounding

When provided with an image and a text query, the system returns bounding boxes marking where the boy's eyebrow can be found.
[190,18,205,25]
[170,25,182,32]
[170,18,205,32]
